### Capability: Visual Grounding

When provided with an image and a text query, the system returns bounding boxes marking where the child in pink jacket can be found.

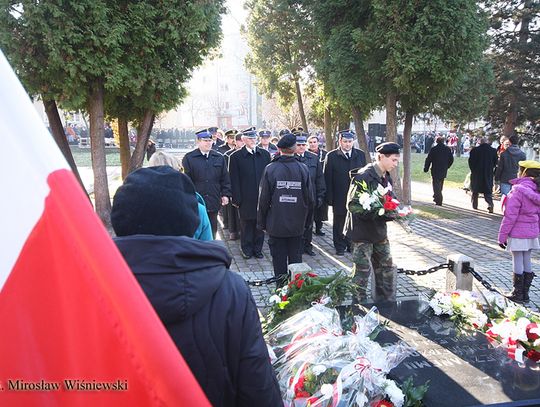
[498,160,540,303]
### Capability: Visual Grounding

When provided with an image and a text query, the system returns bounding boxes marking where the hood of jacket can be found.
[506,145,525,159]
[114,235,232,325]
[510,177,540,204]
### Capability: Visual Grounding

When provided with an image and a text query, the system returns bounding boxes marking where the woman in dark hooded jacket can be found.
[111,166,281,407]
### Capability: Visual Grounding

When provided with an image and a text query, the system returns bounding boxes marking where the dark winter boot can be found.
[523,273,535,302]
[506,273,525,303]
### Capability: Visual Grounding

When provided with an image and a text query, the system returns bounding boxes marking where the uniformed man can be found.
[217,129,238,230]
[258,129,278,157]
[308,134,328,236]
[209,126,225,150]
[229,127,271,259]
[182,129,231,238]
[224,132,244,241]
[257,133,314,277]
[324,130,367,255]
[344,142,400,303]
[218,129,237,154]
[294,132,325,256]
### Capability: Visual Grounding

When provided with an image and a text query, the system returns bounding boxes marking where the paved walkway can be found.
[80,164,540,312]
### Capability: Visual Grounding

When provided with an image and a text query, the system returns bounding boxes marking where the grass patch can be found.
[413,203,462,220]
[70,146,121,167]
[408,152,469,189]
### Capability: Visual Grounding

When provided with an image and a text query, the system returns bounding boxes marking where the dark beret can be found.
[277,133,297,149]
[376,142,401,155]
[258,130,271,137]
[279,129,291,137]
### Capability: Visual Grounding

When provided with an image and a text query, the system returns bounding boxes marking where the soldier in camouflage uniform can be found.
[344,142,401,302]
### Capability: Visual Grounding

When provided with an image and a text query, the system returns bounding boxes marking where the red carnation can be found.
[296,279,305,288]
[371,400,394,407]
[307,272,317,277]
[281,295,288,301]
[527,349,540,362]
[294,273,302,280]
[383,195,398,211]
[526,323,540,341]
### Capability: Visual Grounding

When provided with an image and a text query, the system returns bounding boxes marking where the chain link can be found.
[246,275,288,287]
[397,262,452,276]
[462,263,508,297]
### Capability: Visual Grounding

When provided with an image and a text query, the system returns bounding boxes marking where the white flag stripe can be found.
[0,51,70,290]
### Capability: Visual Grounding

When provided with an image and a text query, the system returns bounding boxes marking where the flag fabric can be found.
[0,51,210,406]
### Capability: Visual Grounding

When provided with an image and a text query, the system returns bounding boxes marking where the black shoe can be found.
[487,206,494,213]
[253,252,264,259]
[241,252,252,260]
[314,230,325,236]
[336,250,344,256]
[304,248,316,256]
[346,246,352,253]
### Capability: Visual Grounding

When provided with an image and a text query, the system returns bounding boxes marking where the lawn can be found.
[408,152,469,189]
[70,146,122,167]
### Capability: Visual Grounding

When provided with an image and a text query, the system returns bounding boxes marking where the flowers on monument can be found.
[266,305,417,407]
[428,290,540,363]
[264,271,357,331]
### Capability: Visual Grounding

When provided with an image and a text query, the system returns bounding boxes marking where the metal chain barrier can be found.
[397,263,451,276]
[462,263,508,297]
[246,275,287,287]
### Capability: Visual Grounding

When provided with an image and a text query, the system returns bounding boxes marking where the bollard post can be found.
[446,253,473,291]
[288,263,313,281]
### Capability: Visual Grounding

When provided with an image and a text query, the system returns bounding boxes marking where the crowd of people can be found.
[115,125,539,406]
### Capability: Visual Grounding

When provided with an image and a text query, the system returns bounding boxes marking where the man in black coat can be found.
[229,127,271,259]
[295,132,325,256]
[258,129,278,157]
[111,166,281,407]
[468,136,498,212]
[423,135,454,206]
[324,130,367,255]
[224,133,244,241]
[308,134,328,235]
[258,134,314,277]
[182,129,231,238]
[218,129,237,155]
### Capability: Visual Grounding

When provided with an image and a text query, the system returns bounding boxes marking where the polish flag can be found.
[0,52,209,405]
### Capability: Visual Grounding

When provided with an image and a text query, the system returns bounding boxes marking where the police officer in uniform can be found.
[258,129,278,157]
[229,127,271,258]
[257,133,314,277]
[182,129,231,238]
[345,142,400,303]
[294,132,325,256]
[224,132,243,240]
[210,127,225,151]
[218,129,237,154]
[308,134,328,235]
[324,130,366,255]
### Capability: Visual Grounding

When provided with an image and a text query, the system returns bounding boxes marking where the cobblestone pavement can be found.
[217,181,540,312]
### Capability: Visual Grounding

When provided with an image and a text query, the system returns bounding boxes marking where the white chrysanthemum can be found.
[378,208,385,216]
[320,383,333,398]
[355,392,369,407]
[268,295,281,304]
[512,317,531,342]
[384,379,405,407]
[311,364,327,376]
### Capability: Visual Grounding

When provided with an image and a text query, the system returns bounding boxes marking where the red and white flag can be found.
[0,51,209,406]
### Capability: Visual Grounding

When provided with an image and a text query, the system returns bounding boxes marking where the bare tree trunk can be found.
[43,98,87,195]
[385,89,402,200]
[503,107,519,137]
[294,78,308,132]
[129,109,155,173]
[352,106,371,163]
[324,105,333,150]
[402,111,414,205]
[88,80,111,229]
[118,116,130,180]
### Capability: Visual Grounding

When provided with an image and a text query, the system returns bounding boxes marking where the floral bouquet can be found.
[265,270,356,331]
[347,179,414,231]
[428,290,540,363]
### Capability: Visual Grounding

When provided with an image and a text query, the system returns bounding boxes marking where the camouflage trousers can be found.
[351,239,397,303]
